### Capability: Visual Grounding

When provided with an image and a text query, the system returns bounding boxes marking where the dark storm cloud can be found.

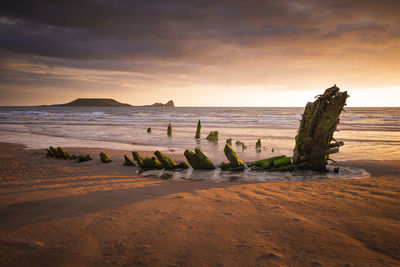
[1,0,399,61]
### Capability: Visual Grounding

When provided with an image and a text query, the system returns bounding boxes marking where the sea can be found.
[0,106,399,181]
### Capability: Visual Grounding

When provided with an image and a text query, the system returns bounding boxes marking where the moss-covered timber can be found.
[142,157,162,169]
[223,144,244,171]
[56,147,69,159]
[132,151,164,169]
[206,131,219,141]
[226,138,232,145]
[293,85,348,171]
[167,124,172,136]
[176,161,189,169]
[99,152,112,163]
[49,146,60,158]
[220,162,245,171]
[184,148,215,169]
[123,155,136,166]
[154,150,177,169]
[132,151,144,168]
[195,120,201,139]
[78,154,92,163]
[147,127,151,133]
[47,146,75,160]
[246,155,295,171]
[256,139,262,149]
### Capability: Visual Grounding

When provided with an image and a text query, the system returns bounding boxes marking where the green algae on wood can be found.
[184,150,199,169]
[220,162,245,171]
[56,147,69,159]
[176,161,189,169]
[154,150,177,169]
[99,152,112,163]
[167,124,172,136]
[206,131,219,141]
[194,148,215,169]
[46,148,53,157]
[273,157,291,168]
[184,148,215,169]
[47,146,74,160]
[224,144,244,168]
[147,127,152,133]
[142,156,162,169]
[78,154,92,163]
[49,146,59,158]
[47,146,56,157]
[132,151,144,168]
[246,155,287,168]
[293,85,348,172]
[221,144,245,171]
[256,139,262,149]
[195,120,201,139]
[246,155,291,171]
[123,155,136,166]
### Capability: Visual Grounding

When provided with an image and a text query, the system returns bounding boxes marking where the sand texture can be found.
[0,143,399,266]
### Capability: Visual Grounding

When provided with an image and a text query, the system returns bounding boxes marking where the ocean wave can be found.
[346,115,400,119]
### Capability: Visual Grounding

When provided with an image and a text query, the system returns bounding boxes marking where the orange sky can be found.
[0,0,399,106]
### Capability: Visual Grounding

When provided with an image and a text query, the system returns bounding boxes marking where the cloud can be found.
[0,0,399,105]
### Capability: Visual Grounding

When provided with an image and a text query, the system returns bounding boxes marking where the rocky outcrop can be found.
[148,100,175,107]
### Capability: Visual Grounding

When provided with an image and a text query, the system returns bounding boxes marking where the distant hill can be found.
[50,98,175,107]
[146,100,175,107]
[52,98,131,107]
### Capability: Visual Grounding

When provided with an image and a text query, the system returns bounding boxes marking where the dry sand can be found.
[0,142,399,266]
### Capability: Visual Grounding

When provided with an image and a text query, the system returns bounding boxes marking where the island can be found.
[50,98,175,107]
[52,98,131,107]
[145,100,174,107]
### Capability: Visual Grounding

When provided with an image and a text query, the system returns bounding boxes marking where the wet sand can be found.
[0,142,399,266]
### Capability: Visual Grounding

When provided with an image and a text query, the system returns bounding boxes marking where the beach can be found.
[0,142,399,266]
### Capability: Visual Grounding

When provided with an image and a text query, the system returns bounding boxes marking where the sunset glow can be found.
[1,1,399,106]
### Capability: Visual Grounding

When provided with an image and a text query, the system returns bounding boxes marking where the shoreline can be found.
[0,142,399,266]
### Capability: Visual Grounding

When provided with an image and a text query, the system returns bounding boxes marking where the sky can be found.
[0,0,399,106]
